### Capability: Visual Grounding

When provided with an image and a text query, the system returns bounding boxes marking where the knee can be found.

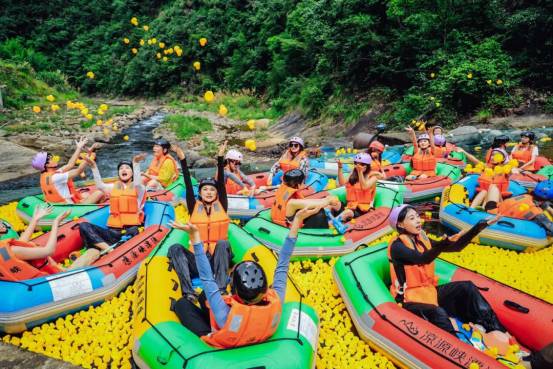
[78,222,93,233]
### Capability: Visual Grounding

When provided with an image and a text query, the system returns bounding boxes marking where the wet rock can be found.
[447,126,481,145]
[0,140,38,182]
[488,114,553,129]
[379,132,411,145]
[352,133,375,149]
[185,150,201,166]
[194,157,217,168]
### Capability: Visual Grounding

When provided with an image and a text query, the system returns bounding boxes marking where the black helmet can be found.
[117,161,133,171]
[521,131,535,142]
[199,177,218,192]
[492,135,510,148]
[154,138,171,153]
[231,261,268,305]
[283,169,305,188]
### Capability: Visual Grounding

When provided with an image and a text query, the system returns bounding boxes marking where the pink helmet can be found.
[369,141,385,153]
[32,152,49,171]
[434,134,446,147]
[389,204,415,231]
[417,133,430,142]
[353,152,372,165]
[289,136,304,148]
[225,149,243,162]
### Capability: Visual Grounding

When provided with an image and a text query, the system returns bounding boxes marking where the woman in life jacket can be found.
[169,205,320,348]
[336,153,383,222]
[74,153,147,269]
[267,137,309,186]
[0,206,69,273]
[406,127,437,180]
[271,169,342,229]
[141,138,179,190]
[31,137,104,205]
[511,131,539,172]
[388,205,510,336]
[219,149,256,195]
[470,149,513,209]
[367,141,385,173]
[168,142,233,302]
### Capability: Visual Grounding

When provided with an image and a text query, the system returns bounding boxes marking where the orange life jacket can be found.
[433,146,447,159]
[40,171,82,204]
[490,194,541,220]
[146,154,179,187]
[346,181,376,212]
[477,173,511,198]
[411,149,437,177]
[388,232,438,305]
[225,169,249,195]
[189,200,230,255]
[107,181,144,228]
[271,185,304,227]
[278,151,307,173]
[511,144,536,171]
[202,289,282,348]
[0,239,49,281]
[370,160,382,173]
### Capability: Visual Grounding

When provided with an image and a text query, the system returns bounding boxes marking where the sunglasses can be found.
[289,143,301,148]
[229,159,241,165]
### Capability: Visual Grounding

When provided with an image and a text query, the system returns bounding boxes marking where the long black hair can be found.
[348,163,371,186]
[397,205,416,234]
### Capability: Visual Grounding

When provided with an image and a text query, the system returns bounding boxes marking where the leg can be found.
[286,198,330,217]
[338,208,355,222]
[68,249,101,269]
[78,222,122,250]
[403,302,457,335]
[437,281,506,333]
[210,240,233,291]
[471,190,487,208]
[80,190,105,204]
[168,244,198,298]
[173,297,212,336]
[302,208,330,229]
[483,184,501,210]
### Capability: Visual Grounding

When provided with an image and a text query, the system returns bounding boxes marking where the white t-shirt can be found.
[511,145,539,158]
[50,170,73,203]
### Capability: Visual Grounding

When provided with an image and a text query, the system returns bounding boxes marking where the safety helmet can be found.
[389,205,416,231]
[417,133,430,142]
[353,152,372,165]
[289,137,304,148]
[154,138,171,153]
[117,161,133,171]
[32,152,49,171]
[369,141,385,153]
[492,135,510,148]
[199,177,218,192]
[434,134,446,147]
[225,149,243,162]
[231,261,268,305]
[521,131,535,141]
[283,169,305,188]
[432,125,443,134]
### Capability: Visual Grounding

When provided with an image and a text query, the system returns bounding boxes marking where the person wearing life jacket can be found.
[167,142,233,302]
[220,149,256,195]
[432,134,449,159]
[511,131,539,172]
[406,127,437,180]
[470,150,513,209]
[142,138,179,189]
[0,206,69,280]
[267,137,309,186]
[367,141,385,173]
[32,137,104,204]
[169,205,320,347]
[388,204,507,337]
[336,153,383,222]
[74,153,147,269]
[271,169,341,229]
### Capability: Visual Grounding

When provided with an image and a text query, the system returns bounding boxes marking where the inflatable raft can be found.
[0,201,174,333]
[378,162,462,203]
[309,149,403,178]
[243,185,402,259]
[537,165,553,180]
[334,243,553,369]
[132,223,319,369]
[16,176,193,230]
[439,174,552,252]
[0,220,19,241]
[227,170,328,220]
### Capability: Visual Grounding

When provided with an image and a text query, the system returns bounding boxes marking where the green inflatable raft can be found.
[132,224,319,369]
[0,220,19,241]
[243,185,402,259]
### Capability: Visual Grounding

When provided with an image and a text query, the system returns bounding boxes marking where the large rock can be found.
[446,126,481,145]
[193,157,217,168]
[184,150,201,166]
[352,133,375,149]
[0,139,38,182]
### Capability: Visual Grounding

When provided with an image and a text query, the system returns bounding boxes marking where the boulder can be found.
[0,139,38,182]
[193,158,217,168]
[352,133,374,149]
[447,126,481,145]
[184,150,201,166]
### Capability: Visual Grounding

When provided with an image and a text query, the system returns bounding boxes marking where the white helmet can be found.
[289,136,304,147]
[225,149,243,162]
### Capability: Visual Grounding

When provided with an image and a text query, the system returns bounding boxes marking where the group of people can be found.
[0,128,550,368]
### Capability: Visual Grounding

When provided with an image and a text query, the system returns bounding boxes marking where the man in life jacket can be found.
[168,142,233,303]
[271,169,341,229]
[221,149,256,195]
[406,127,437,180]
[267,137,309,186]
[0,206,69,281]
[169,205,320,348]
[142,138,179,189]
[32,136,104,204]
[511,131,539,172]
[388,204,508,337]
[74,153,147,269]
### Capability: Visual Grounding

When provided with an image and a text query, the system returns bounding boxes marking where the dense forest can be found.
[1,0,553,125]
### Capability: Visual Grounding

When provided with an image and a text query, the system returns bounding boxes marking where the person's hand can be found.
[405,126,414,133]
[294,205,321,221]
[141,172,152,179]
[218,140,228,157]
[169,221,201,243]
[75,136,88,150]
[54,210,71,224]
[33,205,53,220]
[337,159,343,169]
[485,214,501,226]
[326,196,341,208]
[355,163,364,173]
[133,153,147,163]
[83,155,96,167]
[88,142,103,152]
[171,144,185,160]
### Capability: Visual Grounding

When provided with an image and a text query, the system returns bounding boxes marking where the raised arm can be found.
[337,160,347,186]
[19,205,52,242]
[217,141,228,211]
[12,211,69,260]
[84,156,112,192]
[428,128,436,152]
[406,126,418,150]
[60,136,88,172]
[172,145,196,211]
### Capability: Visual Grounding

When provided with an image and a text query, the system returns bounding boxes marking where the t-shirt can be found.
[511,145,539,158]
[50,170,72,203]
[157,158,178,187]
